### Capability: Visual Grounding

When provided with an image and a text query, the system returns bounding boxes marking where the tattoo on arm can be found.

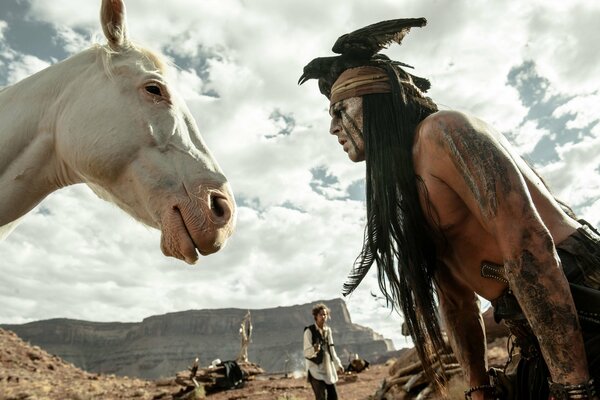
[436,121,513,219]
[433,119,588,382]
[506,245,583,381]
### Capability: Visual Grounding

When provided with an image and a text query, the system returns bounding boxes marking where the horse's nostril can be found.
[211,198,224,218]
[210,195,230,221]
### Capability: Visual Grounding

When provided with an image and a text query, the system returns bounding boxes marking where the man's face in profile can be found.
[329,96,365,162]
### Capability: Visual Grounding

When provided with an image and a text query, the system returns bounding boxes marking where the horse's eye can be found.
[145,85,162,96]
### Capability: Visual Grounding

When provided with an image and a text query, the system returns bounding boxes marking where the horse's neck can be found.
[0,50,95,230]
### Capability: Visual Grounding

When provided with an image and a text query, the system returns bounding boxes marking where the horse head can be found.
[52,0,236,263]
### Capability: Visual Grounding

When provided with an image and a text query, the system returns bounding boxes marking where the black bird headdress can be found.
[298,18,430,100]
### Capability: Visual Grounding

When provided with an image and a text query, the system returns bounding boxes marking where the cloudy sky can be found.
[1,0,599,350]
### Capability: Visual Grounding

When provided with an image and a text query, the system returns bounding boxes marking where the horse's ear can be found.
[100,0,129,50]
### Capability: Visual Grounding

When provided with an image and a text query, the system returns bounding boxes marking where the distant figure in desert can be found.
[299,18,600,399]
[303,303,344,400]
[237,311,252,363]
[0,0,236,264]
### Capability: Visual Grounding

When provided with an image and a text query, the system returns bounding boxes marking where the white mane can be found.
[95,42,172,82]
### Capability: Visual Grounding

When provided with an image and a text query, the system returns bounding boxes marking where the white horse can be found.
[0,0,236,264]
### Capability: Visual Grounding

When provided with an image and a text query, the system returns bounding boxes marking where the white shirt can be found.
[303,324,343,385]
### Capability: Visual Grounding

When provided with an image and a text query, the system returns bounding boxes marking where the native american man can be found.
[299,18,600,400]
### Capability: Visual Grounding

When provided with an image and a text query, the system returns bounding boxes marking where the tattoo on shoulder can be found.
[435,120,513,219]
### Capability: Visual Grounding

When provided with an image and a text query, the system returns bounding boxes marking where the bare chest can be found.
[418,176,507,299]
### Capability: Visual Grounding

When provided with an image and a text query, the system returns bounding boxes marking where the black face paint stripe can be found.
[340,109,363,152]
[341,109,363,139]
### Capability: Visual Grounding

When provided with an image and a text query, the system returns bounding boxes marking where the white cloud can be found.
[1,0,599,351]
[4,54,50,84]
[506,120,550,155]
[579,199,600,228]
[0,20,7,39]
[540,136,600,218]
[55,25,97,55]
[553,93,600,131]
[522,2,600,94]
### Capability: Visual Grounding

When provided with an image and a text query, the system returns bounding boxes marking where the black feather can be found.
[299,17,428,98]
[332,18,427,58]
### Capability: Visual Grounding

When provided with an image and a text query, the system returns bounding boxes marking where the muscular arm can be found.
[422,111,588,385]
[436,264,489,390]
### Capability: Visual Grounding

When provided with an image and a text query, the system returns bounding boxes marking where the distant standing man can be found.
[304,303,344,400]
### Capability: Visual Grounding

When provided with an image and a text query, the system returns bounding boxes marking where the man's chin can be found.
[348,152,365,162]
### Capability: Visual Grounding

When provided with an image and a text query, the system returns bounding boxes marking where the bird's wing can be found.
[332,18,427,57]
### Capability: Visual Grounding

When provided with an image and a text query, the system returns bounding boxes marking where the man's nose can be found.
[329,119,340,136]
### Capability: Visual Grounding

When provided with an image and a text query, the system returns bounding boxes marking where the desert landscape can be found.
[0,300,510,400]
[0,327,510,400]
[1,323,385,400]
[1,2,597,399]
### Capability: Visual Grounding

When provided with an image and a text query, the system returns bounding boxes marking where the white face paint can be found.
[329,96,365,162]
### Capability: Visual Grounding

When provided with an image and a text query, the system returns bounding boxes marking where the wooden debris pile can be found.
[372,308,510,399]
[372,351,462,400]
[169,311,262,399]
[171,361,265,399]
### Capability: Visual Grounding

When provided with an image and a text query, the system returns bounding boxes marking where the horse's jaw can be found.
[87,180,236,264]
[159,199,235,264]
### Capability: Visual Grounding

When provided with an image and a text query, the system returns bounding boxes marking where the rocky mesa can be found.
[2,298,394,380]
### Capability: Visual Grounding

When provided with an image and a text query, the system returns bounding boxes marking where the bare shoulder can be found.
[414,110,507,171]
[417,110,496,144]
[421,109,470,126]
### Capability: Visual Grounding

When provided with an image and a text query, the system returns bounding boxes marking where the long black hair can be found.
[342,63,447,386]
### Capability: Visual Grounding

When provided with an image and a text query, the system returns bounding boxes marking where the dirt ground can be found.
[0,327,391,400]
[205,365,390,400]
